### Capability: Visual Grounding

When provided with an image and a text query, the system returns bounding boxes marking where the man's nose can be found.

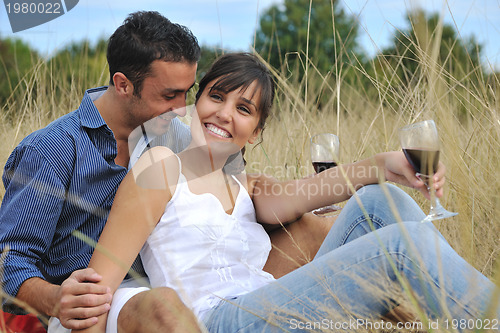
[171,106,187,117]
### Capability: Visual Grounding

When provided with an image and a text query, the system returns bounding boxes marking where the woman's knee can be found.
[144,288,193,320]
[383,222,442,256]
[118,287,200,333]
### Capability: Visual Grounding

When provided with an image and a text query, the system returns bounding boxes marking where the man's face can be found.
[129,60,197,129]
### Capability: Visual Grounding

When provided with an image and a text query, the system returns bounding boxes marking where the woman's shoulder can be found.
[146,146,177,158]
[130,146,180,191]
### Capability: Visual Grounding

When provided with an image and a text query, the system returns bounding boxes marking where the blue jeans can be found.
[203,184,499,332]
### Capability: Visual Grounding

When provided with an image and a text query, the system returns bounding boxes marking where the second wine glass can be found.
[399,120,458,222]
[310,133,342,216]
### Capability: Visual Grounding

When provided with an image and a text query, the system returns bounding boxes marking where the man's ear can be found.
[112,72,134,97]
[248,128,261,144]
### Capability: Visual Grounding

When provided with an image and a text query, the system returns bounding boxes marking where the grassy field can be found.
[1,19,499,332]
[244,52,500,329]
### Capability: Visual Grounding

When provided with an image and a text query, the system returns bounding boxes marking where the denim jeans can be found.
[203,184,499,332]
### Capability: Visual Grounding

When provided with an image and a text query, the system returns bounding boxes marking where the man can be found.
[0,10,199,332]
[0,10,333,333]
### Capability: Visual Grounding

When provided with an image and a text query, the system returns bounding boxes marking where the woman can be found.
[86,53,499,332]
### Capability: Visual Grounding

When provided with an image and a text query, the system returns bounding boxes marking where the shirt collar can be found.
[79,86,109,129]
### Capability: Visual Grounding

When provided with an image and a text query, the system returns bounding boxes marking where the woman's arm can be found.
[75,147,178,332]
[251,151,446,225]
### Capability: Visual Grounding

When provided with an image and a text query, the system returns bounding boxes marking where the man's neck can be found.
[93,89,132,168]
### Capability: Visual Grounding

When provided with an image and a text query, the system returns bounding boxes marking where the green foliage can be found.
[197,45,223,80]
[0,6,495,121]
[0,38,39,107]
[254,0,361,76]
[380,10,483,85]
[361,9,487,118]
[48,38,109,88]
[0,36,109,122]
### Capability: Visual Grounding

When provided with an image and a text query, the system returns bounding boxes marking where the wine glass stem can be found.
[417,173,437,212]
[429,186,438,213]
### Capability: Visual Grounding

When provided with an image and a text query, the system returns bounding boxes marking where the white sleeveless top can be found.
[139,157,275,320]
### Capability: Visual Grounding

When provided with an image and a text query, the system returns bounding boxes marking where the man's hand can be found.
[54,268,112,330]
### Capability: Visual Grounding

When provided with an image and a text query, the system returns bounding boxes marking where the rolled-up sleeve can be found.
[0,145,65,303]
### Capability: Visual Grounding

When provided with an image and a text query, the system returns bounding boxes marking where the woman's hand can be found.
[377,151,446,200]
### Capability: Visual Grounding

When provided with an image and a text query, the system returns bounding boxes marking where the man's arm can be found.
[0,147,63,312]
[16,273,112,330]
[0,147,112,330]
[16,278,58,318]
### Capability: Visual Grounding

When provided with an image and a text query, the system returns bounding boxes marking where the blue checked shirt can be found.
[0,86,190,312]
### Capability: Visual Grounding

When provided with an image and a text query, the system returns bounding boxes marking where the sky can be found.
[1,0,499,70]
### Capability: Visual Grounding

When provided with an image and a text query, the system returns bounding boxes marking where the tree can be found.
[380,9,483,85]
[0,37,39,106]
[254,0,361,75]
[196,45,222,81]
[48,38,109,90]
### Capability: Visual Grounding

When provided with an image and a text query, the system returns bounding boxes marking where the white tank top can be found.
[139,156,275,319]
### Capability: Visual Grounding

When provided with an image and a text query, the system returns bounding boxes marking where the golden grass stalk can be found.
[0,4,498,331]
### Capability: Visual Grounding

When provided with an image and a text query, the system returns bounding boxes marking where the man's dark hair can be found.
[107,11,201,96]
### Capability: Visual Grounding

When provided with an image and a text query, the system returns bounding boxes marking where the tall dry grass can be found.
[244,7,499,330]
[244,15,500,282]
[245,56,500,279]
[0,7,499,332]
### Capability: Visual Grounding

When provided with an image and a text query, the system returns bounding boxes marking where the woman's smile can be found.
[204,123,232,139]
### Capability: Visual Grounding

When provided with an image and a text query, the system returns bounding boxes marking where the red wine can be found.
[403,148,440,175]
[312,161,337,173]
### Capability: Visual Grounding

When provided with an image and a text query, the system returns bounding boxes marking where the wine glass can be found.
[310,133,342,216]
[399,120,458,222]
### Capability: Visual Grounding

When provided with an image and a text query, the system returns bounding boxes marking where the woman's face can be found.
[190,79,262,154]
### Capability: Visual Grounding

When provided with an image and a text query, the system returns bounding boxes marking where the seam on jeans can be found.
[207,251,480,331]
[205,298,282,333]
[381,251,479,319]
[293,251,478,320]
[340,214,386,246]
[233,313,284,333]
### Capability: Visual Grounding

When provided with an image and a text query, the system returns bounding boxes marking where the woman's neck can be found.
[178,143,231,179]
